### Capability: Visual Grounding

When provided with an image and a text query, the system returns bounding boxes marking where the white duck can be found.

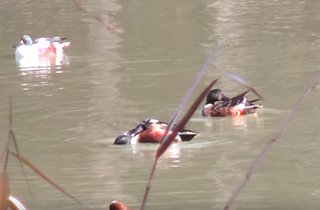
[14,35,70,67]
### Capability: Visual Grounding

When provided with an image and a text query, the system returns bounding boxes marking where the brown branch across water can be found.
[73,0,114,32]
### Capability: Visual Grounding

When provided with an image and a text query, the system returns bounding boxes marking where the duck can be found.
[8,196,129,210]
[14,35,70,60]
[8,195,26,210]
[114,118,198,145]
[109,201,130,210]
[202,89,262,117]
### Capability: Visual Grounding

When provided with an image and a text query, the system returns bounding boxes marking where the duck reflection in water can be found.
[114,118,198,145]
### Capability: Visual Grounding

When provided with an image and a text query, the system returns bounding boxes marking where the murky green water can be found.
[1,0,320,209]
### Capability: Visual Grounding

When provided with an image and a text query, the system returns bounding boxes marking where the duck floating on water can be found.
[15,35,70,59]
[8,195,26,210]
[109,201,130,210]
[202,89,262,117]
[8,196,129,210]
[114,118,198,145]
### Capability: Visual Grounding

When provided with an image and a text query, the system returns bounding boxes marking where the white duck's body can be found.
[15,35,70,67]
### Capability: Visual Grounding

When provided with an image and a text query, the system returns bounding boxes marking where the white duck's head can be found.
[21,35,34,45]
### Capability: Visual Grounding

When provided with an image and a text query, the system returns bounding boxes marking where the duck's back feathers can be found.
[230,90,250,106]
[35,36,67,43]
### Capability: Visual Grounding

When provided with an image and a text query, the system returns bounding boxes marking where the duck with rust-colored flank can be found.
[14,35,70,60]
[109,201,130,210]
[202,89,262,117]
[114,118,198,145]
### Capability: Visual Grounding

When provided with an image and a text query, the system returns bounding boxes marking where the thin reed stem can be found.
[140,41,225,209]
[224,71,320,210]
[9,151,82,205]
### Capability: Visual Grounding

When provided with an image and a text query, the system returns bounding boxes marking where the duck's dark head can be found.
[205,89,228,104]
[114,135,130,145]
[21,35,33,45]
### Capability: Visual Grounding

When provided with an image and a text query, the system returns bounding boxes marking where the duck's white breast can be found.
[15,45,39,60]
